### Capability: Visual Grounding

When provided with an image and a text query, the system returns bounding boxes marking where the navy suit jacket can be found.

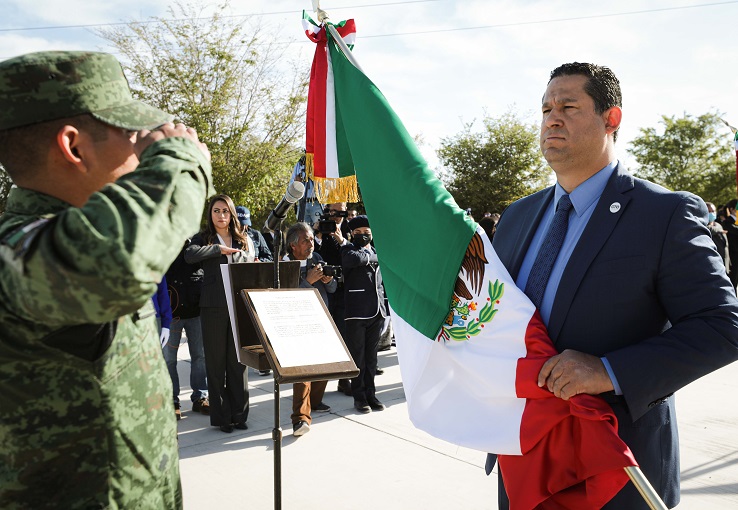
[490,165,738,509]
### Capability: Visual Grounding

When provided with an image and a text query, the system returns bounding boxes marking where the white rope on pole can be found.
[312,1,364,72]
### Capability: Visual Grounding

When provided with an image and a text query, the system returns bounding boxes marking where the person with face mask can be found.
[706,201,729,271]
[340,215,387,413]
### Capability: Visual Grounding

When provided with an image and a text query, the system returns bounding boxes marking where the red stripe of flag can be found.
[306,27,328,177]
[497,313,636,509]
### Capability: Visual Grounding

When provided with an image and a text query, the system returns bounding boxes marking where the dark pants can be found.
[200,307,249,426]
[345,314,383,403]
[330,286,351,389]
[329,285,347,338]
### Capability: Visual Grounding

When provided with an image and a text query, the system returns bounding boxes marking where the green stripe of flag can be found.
[332,60,355,178]
[329,37,476,338]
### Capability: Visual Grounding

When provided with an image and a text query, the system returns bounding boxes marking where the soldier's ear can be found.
[55,125,87,170]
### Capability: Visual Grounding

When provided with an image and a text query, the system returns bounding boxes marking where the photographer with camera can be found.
[341,215,387,414]
[317,202,350,248]
[284,222,336,436]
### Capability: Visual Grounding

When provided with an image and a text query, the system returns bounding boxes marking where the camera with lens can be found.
[321,265,342,278]
[318,208,348,234]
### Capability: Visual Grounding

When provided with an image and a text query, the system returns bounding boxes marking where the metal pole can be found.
[273,379,282,510]
[272,220,283,510]
[624,466,668,510]
[272,228,281,290]
[314,6,364,73]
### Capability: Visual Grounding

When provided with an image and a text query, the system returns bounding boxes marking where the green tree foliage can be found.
[437,112,549,216]
[98,2,308,227]
[0,165,12,214]
[628,112,735,205]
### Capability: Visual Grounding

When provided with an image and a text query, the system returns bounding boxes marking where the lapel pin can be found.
[609,202,621,213]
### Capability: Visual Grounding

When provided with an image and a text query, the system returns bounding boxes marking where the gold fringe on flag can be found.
[306,152,360,203]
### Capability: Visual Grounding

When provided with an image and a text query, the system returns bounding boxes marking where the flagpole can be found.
[313,3,364,73]
[624,466,668,510]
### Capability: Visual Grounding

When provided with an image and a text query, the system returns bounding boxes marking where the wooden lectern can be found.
[220,260,359,510]
[221,261,301,371]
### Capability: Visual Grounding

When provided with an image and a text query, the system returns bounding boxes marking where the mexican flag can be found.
[303,12,359,204]
[319,22,638,510]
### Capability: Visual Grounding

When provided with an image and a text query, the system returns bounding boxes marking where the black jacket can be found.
[341,243,386,320]
[165,240,203,320]
[184,233,252,308]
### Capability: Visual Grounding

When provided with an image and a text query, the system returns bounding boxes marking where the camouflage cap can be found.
[0,51,174,131]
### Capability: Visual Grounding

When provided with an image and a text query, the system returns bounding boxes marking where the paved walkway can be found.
[173,345,738,509]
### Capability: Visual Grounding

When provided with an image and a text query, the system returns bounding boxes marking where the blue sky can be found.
[3,0,737,173]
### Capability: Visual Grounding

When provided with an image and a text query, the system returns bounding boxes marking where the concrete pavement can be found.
[173,345,738,509]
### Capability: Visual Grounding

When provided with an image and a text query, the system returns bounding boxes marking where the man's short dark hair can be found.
[549,62,622,141]
[0,114,109,182]
[726,199,738,212]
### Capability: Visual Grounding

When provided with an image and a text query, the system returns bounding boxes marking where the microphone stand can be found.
[273,226,281,290]
[271,221,283,510]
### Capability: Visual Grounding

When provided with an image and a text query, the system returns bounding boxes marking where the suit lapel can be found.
[506,187,554,280]
[547,167,635,343]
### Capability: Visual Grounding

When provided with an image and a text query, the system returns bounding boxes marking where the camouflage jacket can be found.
[0,137,213,509]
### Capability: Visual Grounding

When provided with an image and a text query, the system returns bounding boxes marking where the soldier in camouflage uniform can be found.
[0,51,213,509]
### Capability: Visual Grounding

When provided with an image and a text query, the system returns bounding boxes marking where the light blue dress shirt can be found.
[516,160,622,394]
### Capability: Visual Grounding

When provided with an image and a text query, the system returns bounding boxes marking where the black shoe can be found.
[313,402,331,413]
[293,420,310,437]
[219,425,233,433]
[368,397,385,411]
[337,380,353,396]
[174,402,181,421]
[259,369,271,376]
[192,397,210,415]
[354,401,371,414]
[375,366,384,375]
[233,421,248,430]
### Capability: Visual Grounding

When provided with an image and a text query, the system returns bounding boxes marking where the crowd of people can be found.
[156,193,392,438]
[705,200,738,279]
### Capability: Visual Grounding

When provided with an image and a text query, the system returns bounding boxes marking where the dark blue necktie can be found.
[524,194,573,309]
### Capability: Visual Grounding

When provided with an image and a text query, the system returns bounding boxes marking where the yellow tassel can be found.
[305,153,315,181]
[305,152,359,204]
[313,174,359,204]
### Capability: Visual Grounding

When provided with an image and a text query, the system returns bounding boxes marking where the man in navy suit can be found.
[489,62,738,509]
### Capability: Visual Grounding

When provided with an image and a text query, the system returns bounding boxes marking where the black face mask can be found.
[353,233,372,247]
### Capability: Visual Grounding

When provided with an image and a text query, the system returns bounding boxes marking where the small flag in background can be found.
[317,21,638,509]
[303,12,359,204]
